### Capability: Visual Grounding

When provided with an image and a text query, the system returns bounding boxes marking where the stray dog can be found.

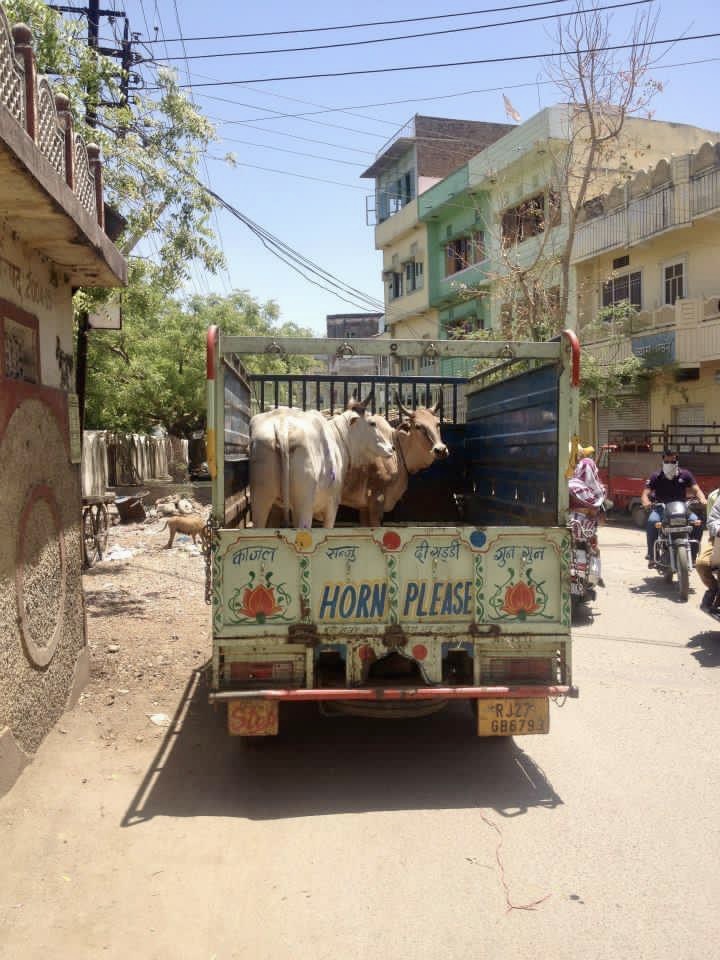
[159,514,208,549]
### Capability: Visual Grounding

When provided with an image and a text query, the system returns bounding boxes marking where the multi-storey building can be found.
[364,106,720,428]
[361,114,513,374]
[420,106,719,328]
[575,141,720,443]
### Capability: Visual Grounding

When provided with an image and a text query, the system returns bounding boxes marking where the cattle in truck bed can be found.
[248,398,394,529]
[340,397,449,525]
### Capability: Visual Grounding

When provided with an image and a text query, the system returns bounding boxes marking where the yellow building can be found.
[361,115,514,366]
[575,142,720,443]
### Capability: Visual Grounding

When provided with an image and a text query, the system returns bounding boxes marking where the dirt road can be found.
[1,520,719,959]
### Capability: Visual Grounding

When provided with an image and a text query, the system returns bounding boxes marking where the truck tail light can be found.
[229,661,298,683]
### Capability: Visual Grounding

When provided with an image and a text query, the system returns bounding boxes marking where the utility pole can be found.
[48,1,139,427]
[74,0,99,430]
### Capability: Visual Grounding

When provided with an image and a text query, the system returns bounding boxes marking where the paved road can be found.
[1,523,719,959]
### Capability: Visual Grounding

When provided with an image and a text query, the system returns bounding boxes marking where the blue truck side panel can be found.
[464,365,559,526]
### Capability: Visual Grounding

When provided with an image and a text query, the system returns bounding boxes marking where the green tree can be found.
[85,291,316,435]
[5,0,222,291]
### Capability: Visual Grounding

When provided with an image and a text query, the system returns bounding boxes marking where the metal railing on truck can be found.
[250,373,467,425]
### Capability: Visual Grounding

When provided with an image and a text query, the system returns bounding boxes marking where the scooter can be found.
[649,501,703,603]
[569,509,602,606]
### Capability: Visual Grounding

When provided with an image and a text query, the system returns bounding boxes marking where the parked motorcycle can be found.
[569,510,602,606]
[649,501,703,602]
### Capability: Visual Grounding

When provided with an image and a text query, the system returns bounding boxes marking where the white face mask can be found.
[662,462,679,479]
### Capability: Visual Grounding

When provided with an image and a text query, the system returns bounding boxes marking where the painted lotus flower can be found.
[237,584,284,622]
[501,581,541,618]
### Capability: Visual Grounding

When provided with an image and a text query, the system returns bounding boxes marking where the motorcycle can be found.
[569,509,603,606]
[649,501,703,603]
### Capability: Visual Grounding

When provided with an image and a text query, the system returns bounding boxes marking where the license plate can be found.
[227,699,278,736]
[477,697,549,736]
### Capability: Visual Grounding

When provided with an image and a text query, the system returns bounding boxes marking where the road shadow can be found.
[630,575,699,602]
[687,629,720,667]
[122,669,563,826]
[84,585,149,618]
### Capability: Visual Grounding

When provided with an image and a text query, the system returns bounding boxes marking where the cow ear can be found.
[397,421,412,433]
[347,410,360,425]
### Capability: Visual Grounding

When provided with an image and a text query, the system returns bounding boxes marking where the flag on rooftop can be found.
[503,94,522,123]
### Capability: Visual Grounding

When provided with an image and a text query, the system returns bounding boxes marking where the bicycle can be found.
[82,493,114,567]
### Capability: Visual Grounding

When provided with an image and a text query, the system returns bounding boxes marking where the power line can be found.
[147,0,654,62]
[203,185,384,311]
[205,155,370,191]
[169,0,234,296]
[210,121,376,155]
[207,82,400,128]
[138,0,584,44]
[149,31,720,87]
[217,136,366,166]
[191,52,720,127]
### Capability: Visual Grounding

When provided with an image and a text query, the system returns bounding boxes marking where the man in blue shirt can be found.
[640,449,707,567]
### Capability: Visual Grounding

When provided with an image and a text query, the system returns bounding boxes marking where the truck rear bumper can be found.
[209,684,578,702]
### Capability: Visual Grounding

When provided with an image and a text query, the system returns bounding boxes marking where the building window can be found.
[399,357,415,374]
[602,271,642,311]
[664,262,684,305]
[501,191,560,245]
[445,231,484,276]
[385,271,403,301]
[404,259,424,292]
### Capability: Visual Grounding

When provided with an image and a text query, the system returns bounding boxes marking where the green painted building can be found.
[418,164,491,376]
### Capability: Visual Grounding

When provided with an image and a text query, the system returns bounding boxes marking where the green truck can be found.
[204,328,581,738]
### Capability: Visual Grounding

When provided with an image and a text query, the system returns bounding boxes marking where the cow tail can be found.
[275,417,291,527]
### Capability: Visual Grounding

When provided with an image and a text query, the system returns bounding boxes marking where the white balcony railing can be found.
[582,297,720,366]
[574,185,682,260]
[691,166,720,217]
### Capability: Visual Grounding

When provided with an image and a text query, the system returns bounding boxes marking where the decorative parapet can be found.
[0,7,102,225]
[575,141,720,262]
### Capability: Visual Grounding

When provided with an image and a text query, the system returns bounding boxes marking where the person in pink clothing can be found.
[569,444,606,511]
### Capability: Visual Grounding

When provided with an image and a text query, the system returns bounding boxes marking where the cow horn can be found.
[394,392,412,419]
[429,399,441,415]
[354,388,374,412]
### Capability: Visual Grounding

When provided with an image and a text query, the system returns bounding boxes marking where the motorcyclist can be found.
[696,487,720,610]
[641,448,706,568]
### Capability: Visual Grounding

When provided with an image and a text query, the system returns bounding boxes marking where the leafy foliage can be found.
[85,291,315,435]
[580,351,648,413]
[5,0,223,292]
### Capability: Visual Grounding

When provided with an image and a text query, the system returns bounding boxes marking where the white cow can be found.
[249,402,394,529]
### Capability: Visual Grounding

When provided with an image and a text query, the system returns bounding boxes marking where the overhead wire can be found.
[137,0,597,43]
[149,31,720,87]
[200,185,384,311]
[148,0,655,62]
[205,155,370,190]
[217,136,367,166]
[173,52,720,125]
[167,0,234,296]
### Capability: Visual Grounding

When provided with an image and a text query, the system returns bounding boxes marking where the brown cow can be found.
[340,395,448,525]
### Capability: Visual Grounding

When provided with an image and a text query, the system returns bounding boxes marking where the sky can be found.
[109,0,720,333]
